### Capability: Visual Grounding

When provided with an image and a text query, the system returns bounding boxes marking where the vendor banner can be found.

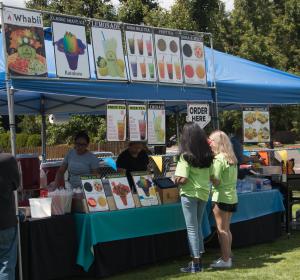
[181,33,206,85]
[91,21,127,80]
[107,104,127,142]
[243,107,270,143]
[125,25,157,82]
[3,7,47,77]
[51,15,90,79]
[147,104,166,145]
[128,104,147,141]
[154,28,183,84]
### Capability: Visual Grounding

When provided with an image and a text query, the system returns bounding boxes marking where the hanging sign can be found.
[154,28,183,84]
[148,104,166,145]
[187,104,211,128]
[91,21,127,80]
[125,25,157,82]
[243,107,270,143]
[106,104,127,142]
[51,15,90,79]
[3,7,47,76]
[128,105,147,141]
[181,33,206,85]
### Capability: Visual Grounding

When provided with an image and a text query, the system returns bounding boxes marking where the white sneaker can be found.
[210,258,232,268]
[212,257,222,264]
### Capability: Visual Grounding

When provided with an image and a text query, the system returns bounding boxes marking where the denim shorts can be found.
[212,202,238,213]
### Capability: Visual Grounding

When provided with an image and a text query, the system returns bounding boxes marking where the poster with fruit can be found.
[243,107,270,143]
[81,176,109,212]
[91,21,127,81]
[154,29,183,84]
[107,104,127,142]
[51,15,90,79]
[3,7,47,77]
[128,105,147,141]
[132,172,159,207]
[125,25,157,82]
[108,175,135,210]
[181,33,206,85]
[147,104,166,145]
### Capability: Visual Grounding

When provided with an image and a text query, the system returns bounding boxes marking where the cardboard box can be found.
[157,187,179,204]
[71,197,89,213]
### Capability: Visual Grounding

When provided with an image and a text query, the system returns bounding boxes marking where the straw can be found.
[144,111,146,121]
[101,31,106,41]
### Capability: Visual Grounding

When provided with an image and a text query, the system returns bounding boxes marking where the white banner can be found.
[3,7,43,27]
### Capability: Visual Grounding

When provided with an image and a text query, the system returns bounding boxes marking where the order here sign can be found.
[186,104,211,128]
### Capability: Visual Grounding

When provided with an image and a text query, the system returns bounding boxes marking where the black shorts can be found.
[212,202,238,213]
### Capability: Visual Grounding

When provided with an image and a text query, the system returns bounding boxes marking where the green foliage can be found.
[18,116,41,135]
[16,133,29,148]
[219,110,243,134]
[27,134,42,147]
[0,132,10,150]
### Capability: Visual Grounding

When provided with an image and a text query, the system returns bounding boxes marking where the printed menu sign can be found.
[129,105,147,141]
[92,21,127,80]
[181,33,206,85]
[148,104,166,145]
[51,15,90,79]
[107,104,127,142]
[154,29,183,84]
[243,107,270,143]
[3,7,47,77]
[125,25,157,82]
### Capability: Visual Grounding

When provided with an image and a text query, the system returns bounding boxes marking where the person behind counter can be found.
[54,131,99,188]
[116,141,149,189]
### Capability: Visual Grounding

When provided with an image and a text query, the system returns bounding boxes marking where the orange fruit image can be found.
[98,196,107,207]
[196,65,205,79]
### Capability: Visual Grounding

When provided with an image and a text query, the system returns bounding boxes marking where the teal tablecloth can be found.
[75,189,284,271]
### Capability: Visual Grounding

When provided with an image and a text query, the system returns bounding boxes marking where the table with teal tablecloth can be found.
[75,189,285,271]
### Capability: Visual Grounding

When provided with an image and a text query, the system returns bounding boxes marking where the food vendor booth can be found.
[1,4,300,280]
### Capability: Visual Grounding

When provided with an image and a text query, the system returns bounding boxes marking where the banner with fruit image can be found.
[125,24,157,82]
[81,176,109,212]
[154,28,183,84]
[128,104,147,141]
[108,175,135,210]
[106,104,127,142]
[181,33,206,85]
[3,7,47,76]
[147,104,166,145]
[91,21,127,80]
[243,107,270,143]
[51,15,90,79]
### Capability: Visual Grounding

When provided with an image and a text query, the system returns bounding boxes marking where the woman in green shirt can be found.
[209,130,238,269]
[175,123,214,273]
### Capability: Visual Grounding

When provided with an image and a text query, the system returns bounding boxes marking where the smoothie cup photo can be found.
[174,62,181,80]
[130,58,138,78]
[137,37,144,55]
[128,37,135,54]
[140,62,146,78]
[146,38,152,56]
[148,62,155,79]
[158,60,165,79]
[167,62,173,79]
[117,120,125,140]
[139,119,147,140]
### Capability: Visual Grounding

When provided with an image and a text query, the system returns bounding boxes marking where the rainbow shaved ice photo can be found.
[55,31,86,70]
[112,181,130,206]
[137,176,153,196]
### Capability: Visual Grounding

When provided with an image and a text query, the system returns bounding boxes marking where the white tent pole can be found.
[41,97,47,162]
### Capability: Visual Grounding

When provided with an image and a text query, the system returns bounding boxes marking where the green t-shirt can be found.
[175,156,212,201]
[211,153,238,204]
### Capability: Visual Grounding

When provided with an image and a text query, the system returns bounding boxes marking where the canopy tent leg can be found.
[41,97,47,162]
[175,110,180,144]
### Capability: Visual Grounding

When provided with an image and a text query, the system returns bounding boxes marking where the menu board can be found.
[107,175,135,210]
[243,107,270,143]
[132,172,159,206]
[3,7,47,77]
[52,15,90,79]
[106,104,127,142]
[147,104,166,145]
[181,33,206,85]
[125,25,157,82]
[91,21,127,80]
[128,105,147,141]
[154,29,183,84]
[81,176,109,212]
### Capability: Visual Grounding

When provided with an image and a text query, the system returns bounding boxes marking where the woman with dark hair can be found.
[175,123,214,273]
[54,131,99,188]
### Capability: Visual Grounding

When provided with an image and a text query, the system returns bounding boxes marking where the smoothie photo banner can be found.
[243,107,270,143]
[3,7,48,77]
[51,15,90,79]
[154,28,183,84]
[181,33,207,85]
[147,104,166,145]
[125,24,157,82]
[106,104,127,142]
[91,21,127,81]
[128,104,147,141]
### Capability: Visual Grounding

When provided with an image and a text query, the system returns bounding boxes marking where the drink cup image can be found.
[120,195,128,206]
[174,62,181,80]
[148,62,155,79]
[140,62,146,78]
[139,120,147,140]
[66,53,79,70]
[146,39,152,56]
[167,63,173,79]
[137,38,144,55]
[128,38,135,54]
[117,120,125,140]
[131,61,138,77]
[158,60,165,79]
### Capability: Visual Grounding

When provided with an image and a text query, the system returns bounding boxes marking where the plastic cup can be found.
[146,39,152,56]
[140,62,146,78]
[128,38,135,54]
[117,121,125,140]
[167,63,173,79]
[158,61,165,79]
[175,63,181,80]
[148,63,154,79]
[139,120,146,140]
[137,38,144,55]
[131,62,138,77]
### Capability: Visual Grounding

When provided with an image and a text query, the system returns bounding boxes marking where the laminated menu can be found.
[181,33,206,85]
[125,25,157,82]
[128,104,147,141]
[147,104,166,145]
[154,28,183,84]
[106,104,127,141]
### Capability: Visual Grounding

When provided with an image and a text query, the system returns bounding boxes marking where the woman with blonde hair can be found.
[208,130,238,268]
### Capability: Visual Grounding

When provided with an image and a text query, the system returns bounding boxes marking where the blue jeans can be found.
[181,195,207,258]
[0,226,17,280]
